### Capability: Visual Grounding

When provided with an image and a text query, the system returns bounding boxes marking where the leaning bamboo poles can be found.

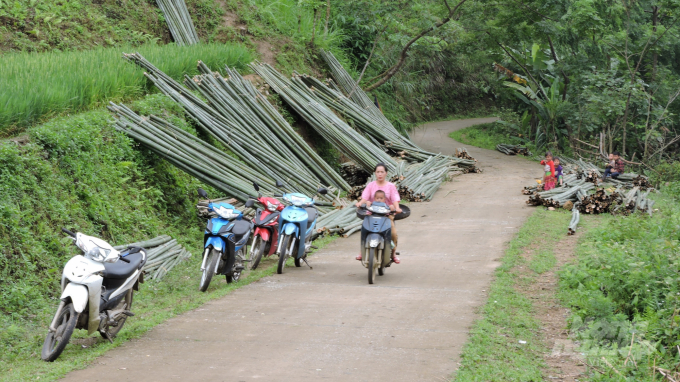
[156,0,199,46]
[122,53,342,199]
[496,144,531,156]
[250,62,397,173]
[114,235,192,282]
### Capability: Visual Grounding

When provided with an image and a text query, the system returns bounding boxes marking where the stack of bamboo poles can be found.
[567,204,580,235]
[109,103,281,201]
[121,53,346,200]
[114,235,191,282]
[156,0,199,46]
[313,206,361,239]
[250,62,398,173]
[496,144,531,156]
[522,156,656,235]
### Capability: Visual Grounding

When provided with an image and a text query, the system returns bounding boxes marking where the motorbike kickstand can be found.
[302,257,313,270]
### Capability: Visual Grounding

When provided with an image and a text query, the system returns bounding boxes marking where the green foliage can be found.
[453,209,571,380]
[650,161,680,185]
[559,193,680,380]
[0,0,226,52]
[0,43,252,133]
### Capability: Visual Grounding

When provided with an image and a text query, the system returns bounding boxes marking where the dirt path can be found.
[62,118,538,382]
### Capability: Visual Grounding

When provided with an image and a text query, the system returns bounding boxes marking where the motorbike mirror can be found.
[245,199,255,208]
[252,182,260,192]
[317,187,328,195]
[197,188,208,198]
[275,180,284,188]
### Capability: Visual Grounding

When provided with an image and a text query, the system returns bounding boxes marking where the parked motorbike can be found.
[198,188,252,291]
[246,182,284,270]
[274,182,327,274]
[357,202,396,284]
[42,228,146,362]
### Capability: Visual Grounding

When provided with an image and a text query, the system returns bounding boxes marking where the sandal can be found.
[391,250,400,264]
[356,253,362,261]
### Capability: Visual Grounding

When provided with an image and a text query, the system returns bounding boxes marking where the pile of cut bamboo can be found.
[456,148,475,161]
[496,144,531,156]
[156,0,199,46]
[114,235,191,282]
[522,156,656,235]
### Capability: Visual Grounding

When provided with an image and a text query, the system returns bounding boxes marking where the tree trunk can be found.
[311,7,319,45]
[324,0,331,36]
[349,25,388,98]
[364,0,468,92]
[652,6,658,82]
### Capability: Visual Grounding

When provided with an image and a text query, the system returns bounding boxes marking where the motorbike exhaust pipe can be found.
[49,301,66,332]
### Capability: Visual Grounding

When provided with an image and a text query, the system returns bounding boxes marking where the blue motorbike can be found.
[273,182,327,274]
[197,188,253,292]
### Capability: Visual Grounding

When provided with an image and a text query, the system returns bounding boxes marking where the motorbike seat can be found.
[230,220,251,244]
[103,251,144,279]
[305,207,317,226]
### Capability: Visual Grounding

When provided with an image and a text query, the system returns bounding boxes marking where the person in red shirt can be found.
[540,152,556,190]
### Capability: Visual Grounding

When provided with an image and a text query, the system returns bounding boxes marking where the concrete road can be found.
[62,118,537,382]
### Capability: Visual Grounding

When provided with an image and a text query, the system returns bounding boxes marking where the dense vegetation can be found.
[559,191,680,380]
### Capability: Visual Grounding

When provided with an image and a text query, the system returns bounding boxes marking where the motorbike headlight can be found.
[214,205,238,219]
[85,247,106,262]
[266,201,277,212]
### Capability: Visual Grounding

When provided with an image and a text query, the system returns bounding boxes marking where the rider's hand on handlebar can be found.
[395,206,402,214]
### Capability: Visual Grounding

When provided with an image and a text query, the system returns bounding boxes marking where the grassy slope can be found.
[452,208,576,381]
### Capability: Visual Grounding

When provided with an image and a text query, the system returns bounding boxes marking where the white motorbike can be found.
[41,228,147,362]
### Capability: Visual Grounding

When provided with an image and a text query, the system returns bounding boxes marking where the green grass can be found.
[449,122,512,151]
[0,233,337,382]
[1,42,253,134]
[452,208,573,381]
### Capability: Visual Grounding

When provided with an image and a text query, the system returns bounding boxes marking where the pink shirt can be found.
[361,181,400,206]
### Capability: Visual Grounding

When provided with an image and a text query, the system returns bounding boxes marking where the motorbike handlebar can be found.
[62,228,76,238]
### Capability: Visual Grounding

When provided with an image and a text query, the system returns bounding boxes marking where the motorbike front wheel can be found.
[199,248,219,292]
[41,302,78,362]
[368,248,379,285]
[277,235,293,274]
[250,236,266,270]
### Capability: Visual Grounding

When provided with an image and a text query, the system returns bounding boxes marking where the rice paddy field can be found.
[0,43,253,134]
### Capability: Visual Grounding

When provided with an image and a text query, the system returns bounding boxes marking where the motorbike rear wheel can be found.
[100,289,133,340]
[277,235,293,274]
[41,302,78,362]
[227,247,246,283]
[199,248,219,292]
[250,236,266,270]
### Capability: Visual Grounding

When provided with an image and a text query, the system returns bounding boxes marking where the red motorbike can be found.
[247,182,284,270]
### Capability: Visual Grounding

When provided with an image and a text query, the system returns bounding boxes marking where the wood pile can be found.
[496,143,531,156]
[341,162,370,187]
[156,0,200,46]
[579,188,621,214]
[456,147,475,161]
[522,156,657,235]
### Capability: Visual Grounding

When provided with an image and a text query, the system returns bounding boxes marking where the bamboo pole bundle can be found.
[250,62,397,173]
[568,203,580,235]
[114,235,192,281]
[496,143,531,156]
[121,53,342,200]
[156,0,199,46]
